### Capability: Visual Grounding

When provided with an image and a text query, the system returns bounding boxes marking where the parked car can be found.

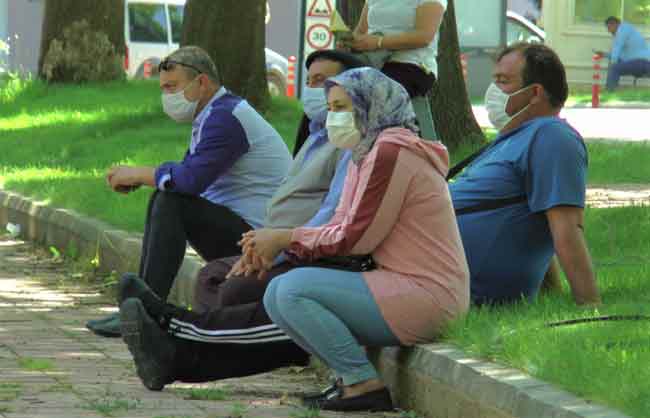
[506,10,546,45]
[124,0,288,96]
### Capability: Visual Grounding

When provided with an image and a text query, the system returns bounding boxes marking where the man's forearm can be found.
[554,232,600,305]
[134,167,156,188]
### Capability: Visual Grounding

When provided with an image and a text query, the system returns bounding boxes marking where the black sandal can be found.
[313,387,394,412]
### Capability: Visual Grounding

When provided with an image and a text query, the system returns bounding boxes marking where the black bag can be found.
[292,254,376,272]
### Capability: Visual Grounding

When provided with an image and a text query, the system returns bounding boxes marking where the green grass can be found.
[588,141,650,184]
[84,397,140,416]
[566,86,650,107]
[445,205,650,417]
[17,357,54,371]
[0,383,22,401]
[0,78,302,233]
[173,387,229,401]
[1,80,646,234]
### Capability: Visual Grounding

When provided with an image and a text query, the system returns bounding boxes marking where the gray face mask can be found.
[301,86,328,123]
[162,77,200,123]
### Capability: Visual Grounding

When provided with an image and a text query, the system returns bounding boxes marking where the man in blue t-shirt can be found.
[596,16,650,91]
[450,43,601,306]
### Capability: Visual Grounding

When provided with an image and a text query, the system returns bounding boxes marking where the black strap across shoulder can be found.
[447,142,527,216]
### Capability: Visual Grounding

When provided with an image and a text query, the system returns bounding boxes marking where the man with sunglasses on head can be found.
[87,46,291,337]
[450,43,601,307]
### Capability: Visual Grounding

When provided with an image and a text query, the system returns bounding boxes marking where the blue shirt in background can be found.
[155,87,292,229]
[450,117,587,305]
[610,22,650,63]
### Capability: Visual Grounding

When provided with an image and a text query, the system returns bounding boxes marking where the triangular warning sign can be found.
[308,0,333,18]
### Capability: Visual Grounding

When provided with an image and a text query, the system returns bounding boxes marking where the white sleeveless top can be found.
[367,0,447,76]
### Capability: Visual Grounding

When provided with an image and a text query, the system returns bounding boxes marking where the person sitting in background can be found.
[450,43,601,306]
[343,0,446,98]
[86,45,292,337]
[243,68,469,412]
[595,16,650,91]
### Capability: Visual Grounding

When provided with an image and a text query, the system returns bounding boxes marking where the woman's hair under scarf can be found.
[324,67,419,164]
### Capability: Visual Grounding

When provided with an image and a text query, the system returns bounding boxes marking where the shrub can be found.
[42,20,125,83]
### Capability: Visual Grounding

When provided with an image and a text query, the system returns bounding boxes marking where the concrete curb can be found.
[370,344,630,418]
[0,189,631,418]
[0,189,201,307]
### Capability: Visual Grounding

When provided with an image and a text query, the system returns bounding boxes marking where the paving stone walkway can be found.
[586,184,650,208]
[0,234,401,418]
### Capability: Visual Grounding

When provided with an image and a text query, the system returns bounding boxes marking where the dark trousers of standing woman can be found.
[381,62,435,98]
[139,190,252,301]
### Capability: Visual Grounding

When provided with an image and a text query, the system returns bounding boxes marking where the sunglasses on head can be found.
[158,59,202,75]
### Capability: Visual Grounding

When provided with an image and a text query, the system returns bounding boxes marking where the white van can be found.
[124,0,288,95]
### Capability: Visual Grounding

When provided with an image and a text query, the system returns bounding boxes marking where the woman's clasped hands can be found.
[226,228,293,280]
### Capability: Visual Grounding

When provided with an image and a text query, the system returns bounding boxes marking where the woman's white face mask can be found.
[326,111,361,149]
[484,82,533,130]
[162,77,200,123]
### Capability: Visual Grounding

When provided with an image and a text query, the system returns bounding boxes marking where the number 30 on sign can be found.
[306,23,333,50]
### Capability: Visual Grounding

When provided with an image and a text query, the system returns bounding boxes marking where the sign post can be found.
[297,0,338,98]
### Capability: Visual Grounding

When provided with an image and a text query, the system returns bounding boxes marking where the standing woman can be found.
[236,68,469,412]
[347,0,447,98]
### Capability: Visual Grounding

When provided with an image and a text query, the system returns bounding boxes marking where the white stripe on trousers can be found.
[169,317,292,344]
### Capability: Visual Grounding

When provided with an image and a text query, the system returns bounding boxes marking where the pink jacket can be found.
[289,128,470,345]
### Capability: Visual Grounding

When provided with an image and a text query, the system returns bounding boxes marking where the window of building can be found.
[575,0,650,27]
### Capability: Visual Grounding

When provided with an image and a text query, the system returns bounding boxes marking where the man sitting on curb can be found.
[109,51,366,392]
[450,43,601,306]
[87,45,292,337]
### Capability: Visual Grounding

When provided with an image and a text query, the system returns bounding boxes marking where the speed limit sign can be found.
[306,23,333,50]
[298,0,338,98]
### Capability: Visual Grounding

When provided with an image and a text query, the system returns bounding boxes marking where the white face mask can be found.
[301,86,328,123]
[162,78,200,123]
[484,83,533,130]
[326,111,361,149]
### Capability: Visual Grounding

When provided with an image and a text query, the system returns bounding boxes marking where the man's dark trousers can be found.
[159,261,310,383]
[139,190,252,300]
[606,58,650,91]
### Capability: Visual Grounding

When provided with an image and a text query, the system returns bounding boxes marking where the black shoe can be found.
[312,387,394,412]
[120,298,176,391]
[301,381,340,403]
[86,313,121,338]
[117,273,167,318]
[86,312,119,328]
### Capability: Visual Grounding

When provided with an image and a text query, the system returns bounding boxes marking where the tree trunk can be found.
[39,0,125,76]
[182,0,270,112]
[429,0,484,149]
[337,0,484,149]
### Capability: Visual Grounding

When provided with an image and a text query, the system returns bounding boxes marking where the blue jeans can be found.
[606,59,650,91]
[263,268,399,385]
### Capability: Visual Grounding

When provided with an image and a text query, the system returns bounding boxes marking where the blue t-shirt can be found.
[450,117,587,305]
[610,22,650,63]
